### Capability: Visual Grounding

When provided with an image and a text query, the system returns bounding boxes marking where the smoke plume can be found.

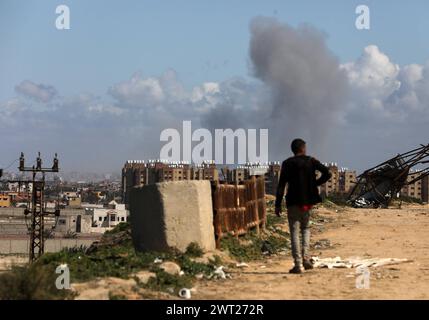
[248,17,349,159]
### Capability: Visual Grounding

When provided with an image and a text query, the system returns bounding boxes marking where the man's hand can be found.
[275,207,282,217]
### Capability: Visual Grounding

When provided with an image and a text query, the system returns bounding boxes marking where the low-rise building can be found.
[55,210,92,235]
[0,193,11,208]
[90,200,128,232]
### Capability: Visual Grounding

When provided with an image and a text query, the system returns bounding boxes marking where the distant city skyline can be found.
[1,1,429,173]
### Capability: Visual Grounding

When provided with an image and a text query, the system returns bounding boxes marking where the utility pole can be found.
[15,152,60,262]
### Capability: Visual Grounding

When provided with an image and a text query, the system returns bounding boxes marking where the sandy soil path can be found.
[194,205,429,300]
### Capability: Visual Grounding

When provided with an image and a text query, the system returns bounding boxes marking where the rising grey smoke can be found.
[248,17,349,160]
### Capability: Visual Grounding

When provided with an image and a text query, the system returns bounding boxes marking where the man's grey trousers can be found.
[287,205,311,267]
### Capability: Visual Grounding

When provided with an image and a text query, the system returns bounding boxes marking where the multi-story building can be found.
[265,162,281,195]
[121,160,218,205]
[224,162,281,195]
[319,163,340,196]
[226,166,249,184]
[191,161,219,181]
[422,176,429,203]
[401,170,424,200]
[339,169,357,194]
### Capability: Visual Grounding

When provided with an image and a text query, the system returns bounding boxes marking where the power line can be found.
[8,152,60,263]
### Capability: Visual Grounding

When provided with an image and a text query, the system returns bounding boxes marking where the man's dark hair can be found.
[291,138,306,154]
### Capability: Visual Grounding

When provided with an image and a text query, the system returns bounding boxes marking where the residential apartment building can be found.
[191,161,219,181]
[339,169,357,194]
[401,170,429,202]
[225,162,281,195]
[422,176,429,203]
[319,163,340,196]
[121,160,219,205]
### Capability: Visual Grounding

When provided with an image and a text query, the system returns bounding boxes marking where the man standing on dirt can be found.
[275,138,331,274]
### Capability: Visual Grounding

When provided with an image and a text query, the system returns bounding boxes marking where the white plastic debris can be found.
[214,266,227,279]
[311,256,410,269]
[195,273,204,280]
[153,258,163,264]
[236,262,249,268]
[179,288,192,299]
[179,270,185,276]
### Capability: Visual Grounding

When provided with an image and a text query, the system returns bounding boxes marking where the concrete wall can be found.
[0,238,96,254]
[0,207,92,236]
[130,180,215,253]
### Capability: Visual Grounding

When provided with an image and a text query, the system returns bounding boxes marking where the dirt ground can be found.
[194,204,429,300]
[1,204,428,300]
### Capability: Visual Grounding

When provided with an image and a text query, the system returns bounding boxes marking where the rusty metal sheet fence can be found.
[212,176,266,248]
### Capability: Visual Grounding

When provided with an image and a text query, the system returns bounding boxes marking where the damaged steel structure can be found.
[348,144,429,208]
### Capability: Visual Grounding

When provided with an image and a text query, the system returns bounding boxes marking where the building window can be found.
[121,217,125,222]
[110,215,116,222]
[98,217,102,221]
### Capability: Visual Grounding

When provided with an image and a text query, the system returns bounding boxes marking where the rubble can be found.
[159,261,182,275]
[178,288,192,299]
[311,256,411,269]
[133,270,156,285]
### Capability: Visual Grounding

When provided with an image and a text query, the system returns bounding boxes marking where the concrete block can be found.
[130,180,215,252]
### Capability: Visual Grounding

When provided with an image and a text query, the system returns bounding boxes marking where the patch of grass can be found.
[185,242,204,258]
[176,255,219,276]
[323,193,350,207]
[221,235,262,261]
[0,221,237,299]
[144,269,194,294]
[108,292,127,300]
[266,213,287,226]
[219,206,291,262]
[37,242,176,282]
[104,222,130,235]
[0,263,75,300]
[220,229,290,262]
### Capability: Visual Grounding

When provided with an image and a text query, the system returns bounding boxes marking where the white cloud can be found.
[108,72,165,108]
[341,45,400,110]
[341,45,429,121]
[15,80,57,103]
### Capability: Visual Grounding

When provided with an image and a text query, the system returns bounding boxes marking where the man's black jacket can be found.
[275,155,332,208]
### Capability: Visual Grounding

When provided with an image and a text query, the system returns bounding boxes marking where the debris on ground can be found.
[236,262,249,268]
[312,239,332,250]
[213,266,227,279]
[178,288,192,299]
[159,261,181,275]
[133,270,156,285]
[311,256,411,269]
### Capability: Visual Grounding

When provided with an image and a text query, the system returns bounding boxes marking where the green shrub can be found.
[0,264,75,300]
[185,242,204,257]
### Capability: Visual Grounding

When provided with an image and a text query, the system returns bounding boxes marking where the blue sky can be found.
[1,1,429,173]
[1,0,428,99]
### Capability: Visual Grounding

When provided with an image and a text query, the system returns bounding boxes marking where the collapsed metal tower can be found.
[348,144,429,208]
